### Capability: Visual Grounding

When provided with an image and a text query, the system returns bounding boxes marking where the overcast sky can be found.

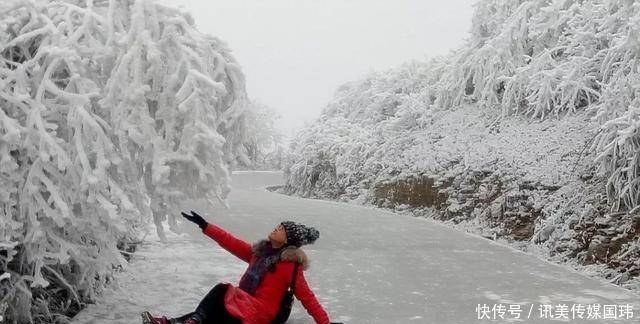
[162,0,477,140]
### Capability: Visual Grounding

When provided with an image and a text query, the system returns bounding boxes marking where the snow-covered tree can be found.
[237,100,285,170]
[0,0,248,322]
[284,60,445,199]
[441,0,640,211]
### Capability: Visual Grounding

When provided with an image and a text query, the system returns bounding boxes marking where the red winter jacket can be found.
[203,223,330,324]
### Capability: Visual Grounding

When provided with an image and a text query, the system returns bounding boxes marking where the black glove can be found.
[181,210,208,230]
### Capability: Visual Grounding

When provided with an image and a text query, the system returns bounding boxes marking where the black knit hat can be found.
[280,221,320,247]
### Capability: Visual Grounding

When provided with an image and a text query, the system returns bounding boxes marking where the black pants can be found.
[174,283,241,324]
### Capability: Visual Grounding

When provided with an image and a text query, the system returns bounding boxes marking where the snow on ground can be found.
[398,105,598,184]
[72,172,639,324]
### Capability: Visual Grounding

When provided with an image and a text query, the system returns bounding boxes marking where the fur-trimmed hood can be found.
[252,240,310,270]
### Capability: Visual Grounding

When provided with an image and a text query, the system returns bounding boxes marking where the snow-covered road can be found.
[72,171,639,324]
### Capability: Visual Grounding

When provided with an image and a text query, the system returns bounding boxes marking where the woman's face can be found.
[268,224,287,246]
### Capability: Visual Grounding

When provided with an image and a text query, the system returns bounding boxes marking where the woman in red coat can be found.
[141,211,336,324]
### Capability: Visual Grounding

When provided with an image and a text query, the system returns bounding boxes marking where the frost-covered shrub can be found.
[284,117,355,198]
[0,0,248,322]
[589,4,640,212]
[442,0,640,211]
[283,61,440,199]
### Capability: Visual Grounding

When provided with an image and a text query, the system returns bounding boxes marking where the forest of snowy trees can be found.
[283,0,640,293]
[0,0,287,322]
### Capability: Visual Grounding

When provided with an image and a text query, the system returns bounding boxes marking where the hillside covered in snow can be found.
[282,0,640,293]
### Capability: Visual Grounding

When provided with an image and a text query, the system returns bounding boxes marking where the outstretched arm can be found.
[293,269,331,324]
[182,211,252,263]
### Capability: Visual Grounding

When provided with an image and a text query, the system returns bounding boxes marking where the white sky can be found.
[163,0,477,140]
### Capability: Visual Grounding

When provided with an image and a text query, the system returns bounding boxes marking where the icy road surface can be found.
[72,171,639,324]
